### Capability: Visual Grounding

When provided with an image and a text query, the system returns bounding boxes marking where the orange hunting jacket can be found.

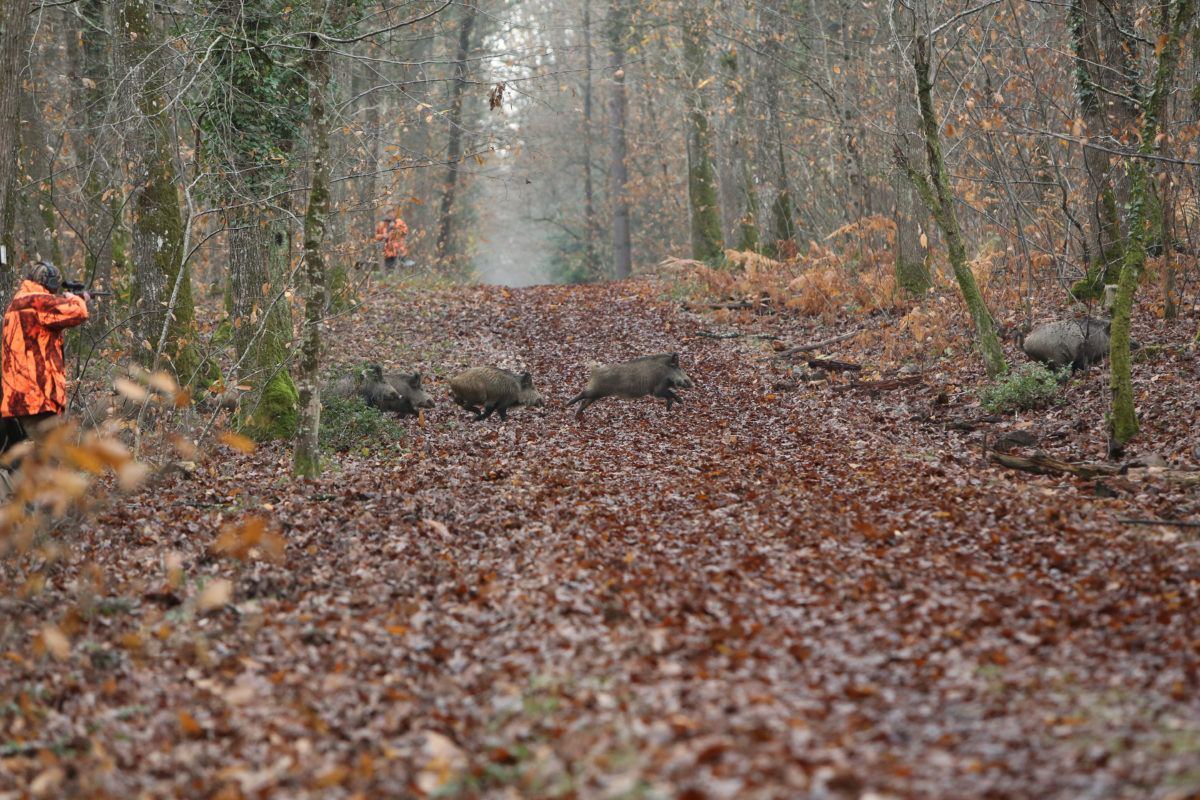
[1,280,89,417]
[384,218,408,259]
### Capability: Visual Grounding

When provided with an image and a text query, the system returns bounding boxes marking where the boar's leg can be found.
[659,388,684,410]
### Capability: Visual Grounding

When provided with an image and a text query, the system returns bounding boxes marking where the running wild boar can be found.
[566,352,693,418]
[448,367,546,421]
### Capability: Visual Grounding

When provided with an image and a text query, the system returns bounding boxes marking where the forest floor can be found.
[2,275,1200,799]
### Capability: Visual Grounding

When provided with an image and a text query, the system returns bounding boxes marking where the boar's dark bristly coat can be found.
[383,371,435,417]
[448,367,546,421]
[328,364,408,413]
[1020,319,1114,372]
[566,352,693,418]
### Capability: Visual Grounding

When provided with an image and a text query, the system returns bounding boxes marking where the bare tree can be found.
[608,0,631,279]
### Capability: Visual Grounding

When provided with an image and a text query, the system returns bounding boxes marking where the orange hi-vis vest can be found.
[1,280,89,417]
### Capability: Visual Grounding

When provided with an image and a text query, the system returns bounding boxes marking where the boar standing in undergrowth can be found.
[566,352,693,418]
[448,367,546,421]
[329,364,407,413]
[1020,319,1123,372]
[384,371,435,417]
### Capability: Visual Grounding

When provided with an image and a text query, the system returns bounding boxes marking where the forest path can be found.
[4,279,1198,798]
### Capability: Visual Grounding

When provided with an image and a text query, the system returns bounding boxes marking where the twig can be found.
[1118,518,1200,528]
[762,330,863,360]
[697,331,783,340]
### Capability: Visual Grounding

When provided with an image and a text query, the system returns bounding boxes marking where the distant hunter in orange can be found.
[1,262,90,441]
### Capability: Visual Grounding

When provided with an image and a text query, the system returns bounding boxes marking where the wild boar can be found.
[384,371,435,417]
[566,352,693,418]
[329,364,407,412]
[1020,319,1114,372]
[448,366,546,421]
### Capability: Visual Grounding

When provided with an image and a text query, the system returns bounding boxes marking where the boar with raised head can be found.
[384,371,435,417]
[566,352,693,418]
[1020,319,1114,372]
[448,366,546,421]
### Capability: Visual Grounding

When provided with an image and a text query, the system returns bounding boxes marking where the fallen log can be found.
[828,375,921,392]
[798,356,862,372]
[988,453,1120,478]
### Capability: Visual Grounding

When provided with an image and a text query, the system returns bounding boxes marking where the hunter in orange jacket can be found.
[384,216,408,260]
[1,265,89,419]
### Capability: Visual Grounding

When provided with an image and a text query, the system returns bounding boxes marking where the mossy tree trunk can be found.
[200,0,307,438]
[295,3,332,478]
[682,8,724,264]
[1068,0,1140,300]
[892,37,931,297]
[1109,0,1195,449]
[228,218,298,441]
[121,0,210,390]
[899,36,1005,377]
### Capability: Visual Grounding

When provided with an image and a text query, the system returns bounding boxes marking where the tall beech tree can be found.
[435,4,478,271]
[608,0,632,279]
[681,6,723,263]
[0,0,25,292]
[121,0,209,388]
[198,0,304,440]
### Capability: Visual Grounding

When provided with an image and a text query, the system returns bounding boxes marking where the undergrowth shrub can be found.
[978,363,1070,414]
[320,394,406,454]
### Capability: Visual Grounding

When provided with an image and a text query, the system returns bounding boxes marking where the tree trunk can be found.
[435,5,476,270]
[1068,0,1139,299]
[900,36,1005,377]
[1109,0,1195,448]
[581,0,601,279]
[608,0,632,280]
[228,216,299,440]
[121,0,209,388]
[892,63,931,296]
[0,0,26,294]
[682,8,723,264]
[295,7,332,478]
[723,47,758,253]
[72,0,120,342]
[17,84,59,266]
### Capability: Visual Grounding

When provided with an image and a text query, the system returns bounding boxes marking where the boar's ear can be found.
[667,352,679,365]
[408,372,422,388]
[519,371,534,388]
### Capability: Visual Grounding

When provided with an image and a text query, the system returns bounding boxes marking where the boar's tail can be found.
[565,393,584,407]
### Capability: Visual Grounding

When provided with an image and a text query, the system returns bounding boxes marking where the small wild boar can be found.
[566,352,693,418]
[1020,319,1116,372]
[448,366,546,421]
[384,371,435,417]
